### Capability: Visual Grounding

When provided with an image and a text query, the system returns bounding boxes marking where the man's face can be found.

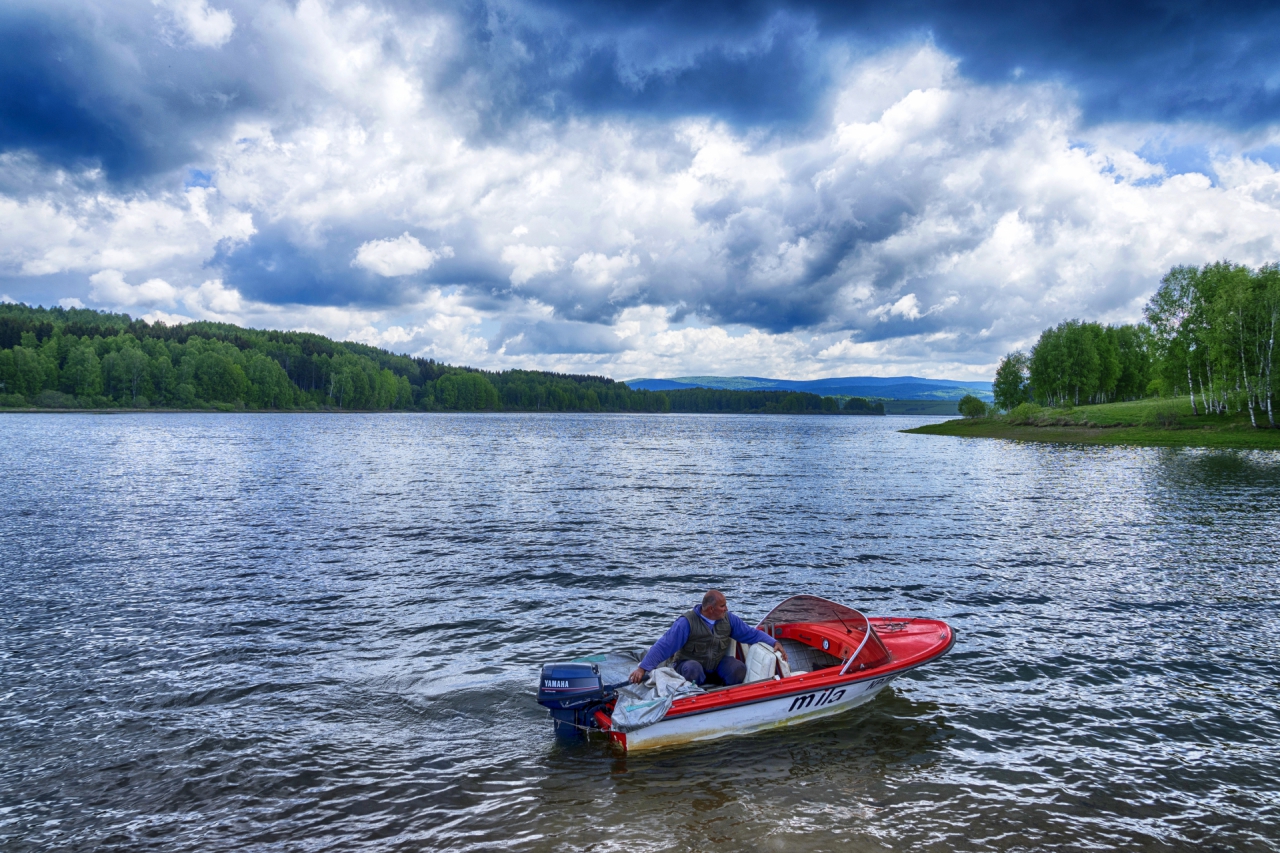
[703,596,728,620]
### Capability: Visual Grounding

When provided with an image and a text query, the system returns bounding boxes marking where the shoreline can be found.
[902,417,1280,449]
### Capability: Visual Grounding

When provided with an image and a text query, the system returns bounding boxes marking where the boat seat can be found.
[743,643,792,683]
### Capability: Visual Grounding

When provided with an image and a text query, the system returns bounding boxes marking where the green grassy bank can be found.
[902,398,1280,449]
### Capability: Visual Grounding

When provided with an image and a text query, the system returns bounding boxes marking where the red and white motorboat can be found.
[536,595,955,752]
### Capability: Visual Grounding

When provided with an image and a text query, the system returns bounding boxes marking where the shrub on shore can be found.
[958,394,989,418]
[1140,402,1181,428]
[1005,402,1042,424]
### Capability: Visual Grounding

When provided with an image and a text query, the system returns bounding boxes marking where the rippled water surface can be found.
[3,413,1279,852]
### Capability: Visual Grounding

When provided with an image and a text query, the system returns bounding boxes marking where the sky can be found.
[4,1,1280,380]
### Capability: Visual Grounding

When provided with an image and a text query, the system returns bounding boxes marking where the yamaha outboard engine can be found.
[536,662,614,735]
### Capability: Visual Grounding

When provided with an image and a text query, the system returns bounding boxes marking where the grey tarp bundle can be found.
[571,651,705,733]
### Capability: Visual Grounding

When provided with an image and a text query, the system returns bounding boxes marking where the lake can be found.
[2,413,1278,852]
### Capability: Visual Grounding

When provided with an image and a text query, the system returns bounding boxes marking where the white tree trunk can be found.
[1240,340,1258,429]
[1266,306,1276,428]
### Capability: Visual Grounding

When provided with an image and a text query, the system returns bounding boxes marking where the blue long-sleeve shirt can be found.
[639,605,776,671]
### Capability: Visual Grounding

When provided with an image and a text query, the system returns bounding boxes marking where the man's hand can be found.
[629,666,647,684]
[773,641,788,662]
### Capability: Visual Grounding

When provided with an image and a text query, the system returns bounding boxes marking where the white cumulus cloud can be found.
[88,270,179,308]
[502,244,564,285]
[352,233,452,277]
[155,0,236,48]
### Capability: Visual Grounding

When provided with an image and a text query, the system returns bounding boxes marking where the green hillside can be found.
[0,304,879,415]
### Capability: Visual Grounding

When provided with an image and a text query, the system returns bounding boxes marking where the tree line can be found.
[991,261,1279,427]
[0,303,879,415]
[664,388,884,415]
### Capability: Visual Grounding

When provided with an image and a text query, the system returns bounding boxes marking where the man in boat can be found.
[628,589,788,686]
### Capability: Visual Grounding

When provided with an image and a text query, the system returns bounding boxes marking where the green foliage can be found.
[841,396,885,415]
[1029,320,1152,407]
[0,346,48,397]
[433,371,500,410]
[32,390,78,408]
[907,396,1280,449]
[658,388,879,414]
[0,303,848,417]
[62,343,103,398]
[488,369,668,412]
[1005,402,1042,424]
[992,351,1031,411]
[1140,401,1181,428]
[958,394,988,418]
[1016,259,1277,430]
[1143,261,1280,427]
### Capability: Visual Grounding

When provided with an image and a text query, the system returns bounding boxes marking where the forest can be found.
[0,303,878,415]
[992,261,1278,427]
[665,388,884,415]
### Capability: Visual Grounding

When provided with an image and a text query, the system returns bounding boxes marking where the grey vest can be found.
[674,609,732,671]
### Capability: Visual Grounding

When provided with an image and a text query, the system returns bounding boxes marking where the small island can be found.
[905,261,1279,450]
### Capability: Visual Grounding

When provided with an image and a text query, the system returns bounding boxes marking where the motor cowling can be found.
[537,662,604,709]
[537,662,611,735]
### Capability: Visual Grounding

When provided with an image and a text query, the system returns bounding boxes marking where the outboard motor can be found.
[536,662,615,735]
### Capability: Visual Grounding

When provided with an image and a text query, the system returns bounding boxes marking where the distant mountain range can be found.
[623,375,994,402]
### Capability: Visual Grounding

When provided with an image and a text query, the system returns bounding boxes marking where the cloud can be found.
[88,270,179,307]
[502,244,564,286]
[140,308,195,324]
[0,177,253,276]
[519,0,1280,129]
[155,0,235,48]
[9,2,1280,380]
[875,293,922,321]
[572,251,638,288]
[5,0,1280,190]
[213,224,446,307]
[494,317,631,355]
[0,2,269,182]
[352,233,452,277]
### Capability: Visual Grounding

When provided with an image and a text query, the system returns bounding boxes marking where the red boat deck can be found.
[655,616,954,720]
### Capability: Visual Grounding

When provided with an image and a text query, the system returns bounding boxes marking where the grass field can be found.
[902,398,1280,449]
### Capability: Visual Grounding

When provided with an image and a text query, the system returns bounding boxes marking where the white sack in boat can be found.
[610,666,704,733]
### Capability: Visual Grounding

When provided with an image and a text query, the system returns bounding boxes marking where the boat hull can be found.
[621,670,900,751]
[538,602,955,752]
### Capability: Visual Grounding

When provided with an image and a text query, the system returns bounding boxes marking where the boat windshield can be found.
[757,595,890,673]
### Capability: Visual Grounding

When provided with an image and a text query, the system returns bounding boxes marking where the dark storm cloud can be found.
[517,0,1280,128]
[213,230,333,305]
[212,222,513,308]
[450,7,833,133]
[902,0,1280,127]
[211,226,412,307]
[12,0,1280,188]
[0,2,274,185]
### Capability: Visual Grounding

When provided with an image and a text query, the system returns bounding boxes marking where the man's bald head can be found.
[701,589,728,620]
